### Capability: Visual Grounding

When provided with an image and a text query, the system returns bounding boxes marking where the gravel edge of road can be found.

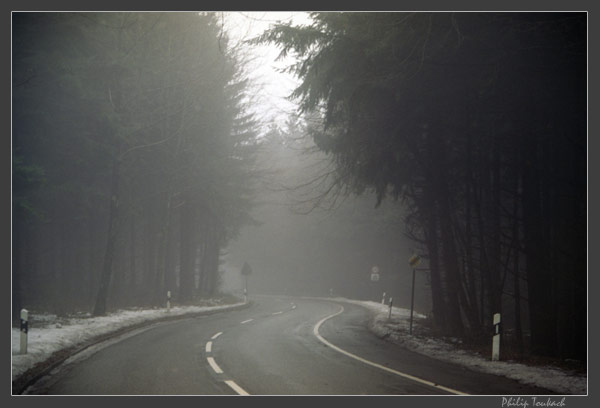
[11,301,252,395]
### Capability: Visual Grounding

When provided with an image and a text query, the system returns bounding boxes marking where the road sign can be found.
[241,262,252,276]
[370,266,380,282]
[409,254,421,268]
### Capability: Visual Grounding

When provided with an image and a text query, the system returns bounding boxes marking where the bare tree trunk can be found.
[93,159,121,316]
[512,158,525,357]
[521,123,556,357]
[127,213,137,300]
[464,127,481,333]
[423,206,446,332]
[429,125,464,337]
[12,219,24,324]
[489,134,502,316]
[154,192,174,304]
[178,193,197,302]
[87,211,98,310]
[203,224,222,296]
[437,197,465,337]
[513,239,524,357]
[164,218,177,296]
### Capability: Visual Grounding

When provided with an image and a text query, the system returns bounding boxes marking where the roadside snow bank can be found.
[335,298,586,395]
[11,301,246,381]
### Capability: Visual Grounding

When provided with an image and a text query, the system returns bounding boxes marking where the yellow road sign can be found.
[409,254,421,268]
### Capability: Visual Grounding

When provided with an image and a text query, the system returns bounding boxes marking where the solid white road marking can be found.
[211,332,223,340]
[272,311,283,315]
[207,357,223,374]
[205,341,212,353]
[313,305,470,396]
[241,319,254,324]
[225,380,250,395]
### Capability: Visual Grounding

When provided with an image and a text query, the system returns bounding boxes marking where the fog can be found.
[221,126,431,312]
[12,12,586,363]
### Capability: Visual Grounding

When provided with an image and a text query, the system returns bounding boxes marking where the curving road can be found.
[26,295,554,395]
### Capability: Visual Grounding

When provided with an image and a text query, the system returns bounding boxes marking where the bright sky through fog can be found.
[222,12,313,131]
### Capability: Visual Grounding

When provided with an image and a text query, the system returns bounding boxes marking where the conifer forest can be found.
[13,12,587,362]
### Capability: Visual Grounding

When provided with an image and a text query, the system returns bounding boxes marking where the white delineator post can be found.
[492,313,501,361]
[381,292,386,305]
[388,297,393,320]
[167,291,171,312]
[20,309,29,355]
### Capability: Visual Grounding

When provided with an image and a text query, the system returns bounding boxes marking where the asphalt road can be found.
[26,295,554,395]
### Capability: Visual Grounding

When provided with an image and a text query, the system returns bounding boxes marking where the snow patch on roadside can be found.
[11,302,245,381]
[334,297,587,395]
[12,296,586,395]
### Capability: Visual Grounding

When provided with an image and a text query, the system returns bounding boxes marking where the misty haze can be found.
[12,12,587,397]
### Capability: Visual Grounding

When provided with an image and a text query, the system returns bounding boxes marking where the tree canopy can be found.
[255,12,587,359]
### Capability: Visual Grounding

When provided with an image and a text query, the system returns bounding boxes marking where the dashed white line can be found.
[272,311,283,315]
[241,319,254,324]
[313,305,469,396]
[225,380,250,395]
[207,357,223,374]
[206,330,250,394]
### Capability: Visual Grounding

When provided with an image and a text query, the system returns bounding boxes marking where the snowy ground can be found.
[12,296,587,395]
[334,297,587,395]
[11,300,246,382]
